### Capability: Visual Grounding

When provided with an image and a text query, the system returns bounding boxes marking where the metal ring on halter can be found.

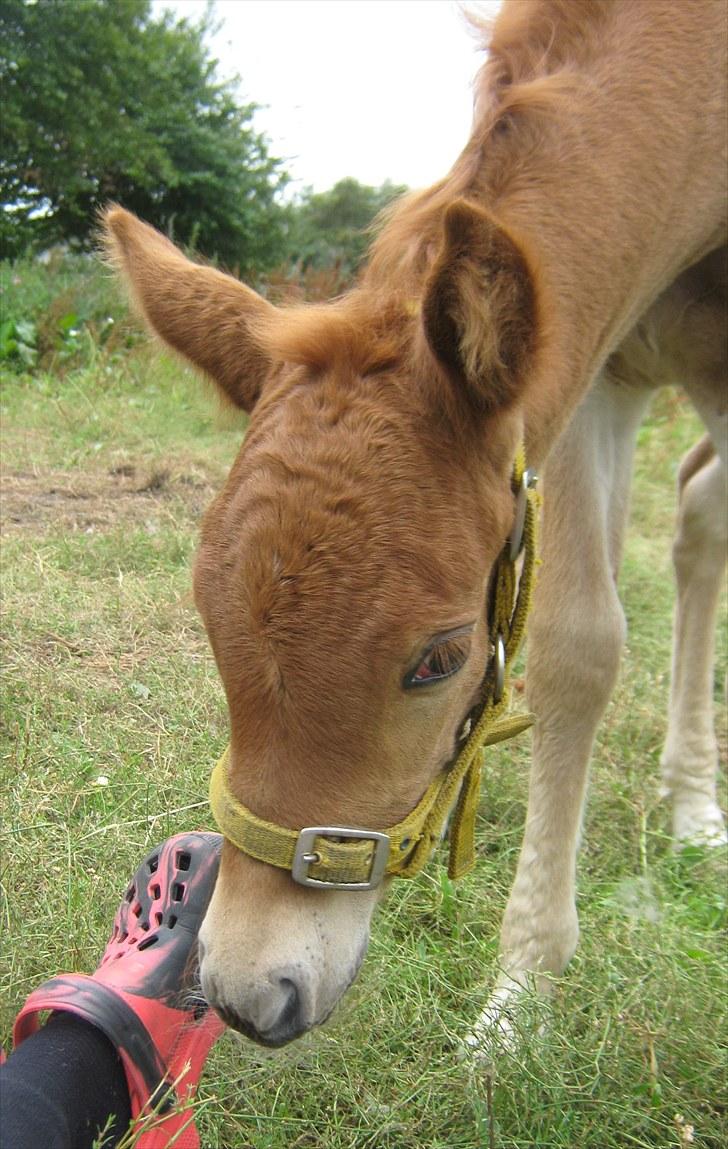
[493,633,506,703]
[508,468,536,562]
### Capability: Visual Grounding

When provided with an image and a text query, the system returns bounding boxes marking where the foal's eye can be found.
[404,627,473,689]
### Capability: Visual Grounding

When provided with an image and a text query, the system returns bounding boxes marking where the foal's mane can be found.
[257,0,613,376]
[365,0,612,288]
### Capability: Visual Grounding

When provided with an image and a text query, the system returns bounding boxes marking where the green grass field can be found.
[1,258,726,1148]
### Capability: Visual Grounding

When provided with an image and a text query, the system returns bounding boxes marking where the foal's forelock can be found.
[250,294,413,380]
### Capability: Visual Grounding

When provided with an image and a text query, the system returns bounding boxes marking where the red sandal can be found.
[13,831,226,1148]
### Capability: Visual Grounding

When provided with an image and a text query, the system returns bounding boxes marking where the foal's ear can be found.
[421,199,539,414]
[102,207,274,411]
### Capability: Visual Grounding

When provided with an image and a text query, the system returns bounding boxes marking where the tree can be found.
[0,0,287,273]
[285,178,407,277]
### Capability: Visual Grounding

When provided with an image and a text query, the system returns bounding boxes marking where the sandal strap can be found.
[13,974,175,1120]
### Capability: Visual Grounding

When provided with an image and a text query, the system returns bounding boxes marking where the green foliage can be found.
[285,178,407,276]
[0,314,36,366]
[0,251,137,372]
[0,0,287,273]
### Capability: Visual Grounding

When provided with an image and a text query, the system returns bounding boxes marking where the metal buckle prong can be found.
[292,827,390,891]
[508,468,536,561]
[493,632,506,703]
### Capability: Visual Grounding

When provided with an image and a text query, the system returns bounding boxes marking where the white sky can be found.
[154,0,501,195]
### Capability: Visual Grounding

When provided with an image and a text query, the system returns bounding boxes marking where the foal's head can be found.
[104,201,540,1045]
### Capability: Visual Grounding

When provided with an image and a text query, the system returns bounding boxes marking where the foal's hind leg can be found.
[467,377,650,1048]
[660,438,727,846]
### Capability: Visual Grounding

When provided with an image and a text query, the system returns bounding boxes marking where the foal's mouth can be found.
[216,1004,302,1048]
[212,944,369,1047]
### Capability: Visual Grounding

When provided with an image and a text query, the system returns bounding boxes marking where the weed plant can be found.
[1,259,725,1148]
[0,251,142,373]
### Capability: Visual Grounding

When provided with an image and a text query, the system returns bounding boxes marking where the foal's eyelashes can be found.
[403,624,475,689]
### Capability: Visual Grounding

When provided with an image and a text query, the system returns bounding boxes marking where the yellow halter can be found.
[209,450,539,890]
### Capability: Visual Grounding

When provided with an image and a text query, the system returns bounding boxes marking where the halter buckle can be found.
[292,827,390,890]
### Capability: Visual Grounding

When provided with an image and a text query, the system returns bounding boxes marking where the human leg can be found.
[3,831,225,1149]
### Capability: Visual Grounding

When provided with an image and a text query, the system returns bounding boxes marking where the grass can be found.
[1,258,726,1148]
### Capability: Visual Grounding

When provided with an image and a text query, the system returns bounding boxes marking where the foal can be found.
[104,0,726,1047]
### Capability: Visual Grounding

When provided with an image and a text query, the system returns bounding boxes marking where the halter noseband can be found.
[209,450,539,890]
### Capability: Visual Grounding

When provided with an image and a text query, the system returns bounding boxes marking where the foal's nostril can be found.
[210,973,309,1046]
[275,976,301,1031]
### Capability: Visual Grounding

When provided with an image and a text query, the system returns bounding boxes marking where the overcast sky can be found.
[154,0,501,195]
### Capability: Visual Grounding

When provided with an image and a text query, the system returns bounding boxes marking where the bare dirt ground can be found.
[0,462,219,535]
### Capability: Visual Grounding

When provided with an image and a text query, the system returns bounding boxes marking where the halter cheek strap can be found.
[209,449,539,890]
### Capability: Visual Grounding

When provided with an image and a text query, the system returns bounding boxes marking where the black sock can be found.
[0,1012,132,1149]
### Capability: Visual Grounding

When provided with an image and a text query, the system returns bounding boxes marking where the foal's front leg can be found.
[468,379,648,1046]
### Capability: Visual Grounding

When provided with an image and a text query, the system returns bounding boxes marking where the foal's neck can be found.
[471,0,726,457]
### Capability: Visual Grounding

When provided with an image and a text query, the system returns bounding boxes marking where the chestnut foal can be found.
[104,0,726,1048]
